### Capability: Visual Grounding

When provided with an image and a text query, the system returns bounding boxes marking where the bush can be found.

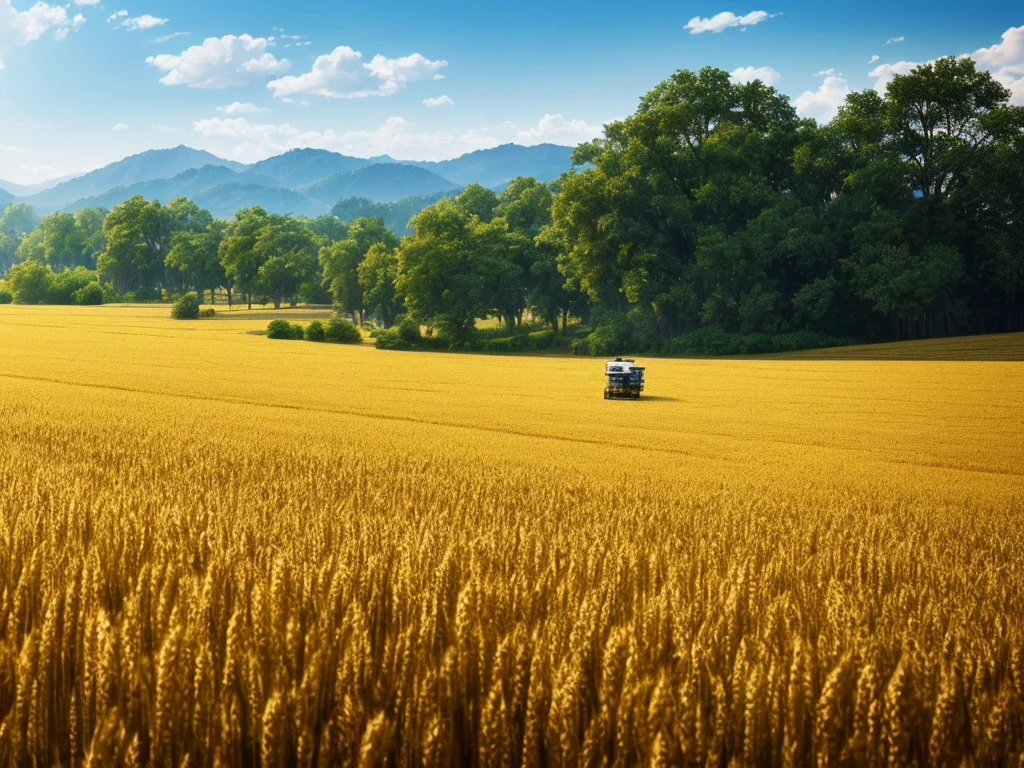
[304,320,326,342]
[266,318,305,340]
[71,282,104,306]
[0,289,11,305]
[323,317,362,344]
[48,267,98,304]
[171,292,200,320]
[199,307,216,318]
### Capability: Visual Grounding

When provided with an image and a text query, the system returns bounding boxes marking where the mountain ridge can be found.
[2,142,578,219]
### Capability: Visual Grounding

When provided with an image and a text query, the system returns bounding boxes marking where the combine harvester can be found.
[604,357,645,399]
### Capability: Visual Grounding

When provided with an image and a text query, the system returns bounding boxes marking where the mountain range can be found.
[1,143,576,222]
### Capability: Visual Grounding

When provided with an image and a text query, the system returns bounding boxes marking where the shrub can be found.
[396,316,422,345]
[304,320,326,342]
[323,317,362,344]
[171,292,201,320]
[0,288,11,304]
[266,318,305,340]
[48,267,98,304]
[199,307,216,318]
[670,328,856,356]
[71,282,104,306]
[7,260,53,304]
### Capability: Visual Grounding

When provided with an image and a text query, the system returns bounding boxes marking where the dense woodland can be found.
[2,57,1023,352]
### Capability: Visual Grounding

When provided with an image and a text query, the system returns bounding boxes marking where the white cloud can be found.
[423,94,454,107]
[1,0,83,66]
[516,114,602,145]
[794,75,851,122]
[0,143,25,152]
[969,26,1024,105]
[868,60,918,92]
[122,14,168,31]
[113,123,128,130]
[146,34,290,88]
[217,101,270,114]
[869,27,1024,105]
[869,54,879,64]
[266,46,447,99]
[886,36,905,44]
[815,68,838,76]
[106,9,127,21]
[729,65,781,85]
[685,10,778,34]
[192,114,502,163]
[152,31,188,43]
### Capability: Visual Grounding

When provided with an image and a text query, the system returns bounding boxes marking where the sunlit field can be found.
[2,304,1023,766]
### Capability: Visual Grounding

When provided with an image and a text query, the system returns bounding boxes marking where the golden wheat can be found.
[0,304,1022,765]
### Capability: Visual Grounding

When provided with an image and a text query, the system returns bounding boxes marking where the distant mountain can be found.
[0,188,13,209]
[21,146,244,210]
[65,165,283,212]
[249,149,382,190]
[0,173,81,197]
[301,164,458,204]
[406,143,576,188]
[190,183,329,219]
[331,190,459,235]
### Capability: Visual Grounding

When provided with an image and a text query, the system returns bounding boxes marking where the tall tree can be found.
[319,217,399,323]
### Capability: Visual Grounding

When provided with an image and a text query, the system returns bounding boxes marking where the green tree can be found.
[357,242,402,327]
[96,196,171,294]
[167,221,227,304]
[253,215,318,309]
[396,200,490,345]
[319,217,399,323]
[219,207,270,309]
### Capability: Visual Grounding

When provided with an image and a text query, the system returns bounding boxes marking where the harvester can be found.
[604,358,645,399]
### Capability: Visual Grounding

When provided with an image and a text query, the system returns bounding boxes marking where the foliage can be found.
[71,281,104,306]
[266,318,305,339]
[0,286,11,304]
[304,319,326,342]
[323,316,362,344]
[170,291,201,320]
[198,307,216,318]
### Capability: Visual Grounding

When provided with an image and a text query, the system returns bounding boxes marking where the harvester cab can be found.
[604,358,645,400]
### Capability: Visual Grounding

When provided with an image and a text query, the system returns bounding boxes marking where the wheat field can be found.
[1,304,1023,766]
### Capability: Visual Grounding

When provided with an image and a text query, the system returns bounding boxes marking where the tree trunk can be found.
[247,292,252,311]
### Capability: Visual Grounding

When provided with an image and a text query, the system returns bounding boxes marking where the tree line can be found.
[3,56,1023,352]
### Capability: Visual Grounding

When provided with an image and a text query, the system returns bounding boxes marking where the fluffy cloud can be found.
[971,25,1024,105]
[516,114,602,145]
[146,34,290,88]
[868,60,917,92]
[1,0,84,67]
[685,10,778,35]
[729,65,781,85]
[113,123,128,130]
[106,10,127,21]
[217,101,270,114]
[122,14,168,31]
[266,46,447,99]
[869,27,1024,105]
[794,74,851,122]
[869,54,879,64]
[423,95,454,107]
[192,114,501,163]
[886,36,905,44]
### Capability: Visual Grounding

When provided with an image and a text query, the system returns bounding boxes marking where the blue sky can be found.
[0,0,1021,184]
